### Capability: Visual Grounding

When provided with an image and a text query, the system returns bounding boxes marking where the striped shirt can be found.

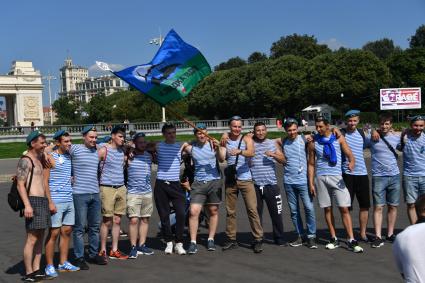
[191,142,220,182]
[70,144,99,194]
[315,135,342,176]
[226,137,252,181]
[366,132,400,176]
[342,129,367,175]
[99,146,125,186]
[49,151,73,203]
[157,142,182,181]
[283,135,308,185]
[251,139,277,186]
[127,152,152,194]
[403,132,425,176]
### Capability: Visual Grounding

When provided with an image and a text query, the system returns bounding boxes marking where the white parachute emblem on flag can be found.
[96,61,112,72]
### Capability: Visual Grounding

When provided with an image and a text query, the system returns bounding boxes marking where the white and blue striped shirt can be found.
[49,151,73,203]
[191,142,220,182]
[283,135,308,185]
[70,144,99,194]
[315,136,342,176]
[226,138,252,181]
[127,152,152,194]
[403,132,425,176]
[342,129,367,175]
[157,142,182,181]
[366,132,400,176]
[251,139,277,186]
[99,146,125,186]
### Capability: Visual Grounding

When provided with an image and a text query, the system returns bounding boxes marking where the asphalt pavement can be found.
[0,158,406,283]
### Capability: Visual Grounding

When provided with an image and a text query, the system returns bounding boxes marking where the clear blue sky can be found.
[1,0,424,106]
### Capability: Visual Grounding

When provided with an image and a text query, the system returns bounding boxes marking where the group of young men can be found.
[15,111,425,282]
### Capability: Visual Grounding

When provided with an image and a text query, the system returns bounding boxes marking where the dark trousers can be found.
[255,184,284,242]
[154,179,186,243]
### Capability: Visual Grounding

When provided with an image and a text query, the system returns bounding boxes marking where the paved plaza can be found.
[0,158,405,283]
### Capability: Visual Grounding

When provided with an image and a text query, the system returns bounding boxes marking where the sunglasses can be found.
[411,115,425,122]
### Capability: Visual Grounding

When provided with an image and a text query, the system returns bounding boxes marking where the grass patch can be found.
[0,131,288,159]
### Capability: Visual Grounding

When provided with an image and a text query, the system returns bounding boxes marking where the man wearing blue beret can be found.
[70,125,106,269]
[338,110,371,243]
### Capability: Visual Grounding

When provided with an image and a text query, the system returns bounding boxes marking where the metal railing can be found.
[0,118,280,142]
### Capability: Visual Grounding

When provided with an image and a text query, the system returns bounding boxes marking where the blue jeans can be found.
[372,175,401,206]
[284,183,316,238]
[403,175,425,204]
[73,193,101,259]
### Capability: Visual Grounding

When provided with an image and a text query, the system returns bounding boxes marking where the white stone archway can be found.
[0,61,44,127]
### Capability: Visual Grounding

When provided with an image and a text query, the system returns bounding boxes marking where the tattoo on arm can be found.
[17,158,30,182]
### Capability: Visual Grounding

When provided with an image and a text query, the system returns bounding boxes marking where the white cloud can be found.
[320,38,346,51]
[88,63,124,77]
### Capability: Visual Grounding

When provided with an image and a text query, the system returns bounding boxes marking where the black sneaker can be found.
[359,234,373,243]
[207,239,216,251]
[222,240,238,251]
[289,236,303,247]
[306,237,318,249]
[74,257,90,270]
[23,272,42,282]
[386,234,396,243]
[347,239,364,253]
[325,237,339,250]
[275,239,288,247]
[188,242,198,254]
[252,240,263,253]
[371,237,384,248]
[32,270,45,279]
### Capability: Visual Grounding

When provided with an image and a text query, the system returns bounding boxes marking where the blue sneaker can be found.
[45,264,58,278]
[129,246,138,259]
[57,261,80,272]
[137,244,154,255]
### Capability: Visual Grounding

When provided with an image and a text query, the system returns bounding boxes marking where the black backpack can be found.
[7,156,34,217]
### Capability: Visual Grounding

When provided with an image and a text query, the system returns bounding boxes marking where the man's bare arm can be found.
[242,135,255,157]
[16,158,33,218]
[307,142,316,196]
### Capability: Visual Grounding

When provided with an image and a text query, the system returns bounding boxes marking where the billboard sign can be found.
[380,88,421,110]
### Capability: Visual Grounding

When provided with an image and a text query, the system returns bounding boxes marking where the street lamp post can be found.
[42,72,57,125]
[149,32,166,122]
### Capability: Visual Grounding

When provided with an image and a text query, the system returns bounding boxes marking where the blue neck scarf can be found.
[315,133,337,166]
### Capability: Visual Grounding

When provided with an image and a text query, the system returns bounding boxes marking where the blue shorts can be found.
[372,175,401,206]
[403,175,425,204]
[51,201,75,228]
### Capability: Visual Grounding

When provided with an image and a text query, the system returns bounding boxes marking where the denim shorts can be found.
[51,201,75,228]
[403,175,425,204]
[372,175,401,206]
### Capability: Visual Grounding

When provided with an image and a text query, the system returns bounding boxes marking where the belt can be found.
[100,184,124,189]
[157,179,180,185]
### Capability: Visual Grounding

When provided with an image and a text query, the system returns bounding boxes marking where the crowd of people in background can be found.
[14,111,425,282]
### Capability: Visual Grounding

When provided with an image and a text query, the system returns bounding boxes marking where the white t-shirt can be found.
[393,222,425,283]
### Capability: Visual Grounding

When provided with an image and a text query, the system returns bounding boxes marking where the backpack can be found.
[7,156,35,217]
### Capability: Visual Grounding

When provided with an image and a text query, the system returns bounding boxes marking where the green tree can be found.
[214,57,246,71]
[362,38,402,60]
[304,49,392,111]
[409,24,425,48]
[387,47,425,89]
[248,52,267,64]
[52,96,80,124]
[270,33,330,59]
[84,94,113,123]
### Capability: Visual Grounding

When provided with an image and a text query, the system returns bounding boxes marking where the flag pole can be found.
[164,106,217,141]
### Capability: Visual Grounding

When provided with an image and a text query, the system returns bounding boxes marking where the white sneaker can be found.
[174,243,186,255]
[165,241,173,254]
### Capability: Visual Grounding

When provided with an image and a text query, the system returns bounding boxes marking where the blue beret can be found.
[53,130,66,140]
[344,110,360,118]
[82,125,96,135]
[26,130,42,146]
[96,135,112,144]
[132,132,146,141]
[193,123,207,133]
[410,115,425,122]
